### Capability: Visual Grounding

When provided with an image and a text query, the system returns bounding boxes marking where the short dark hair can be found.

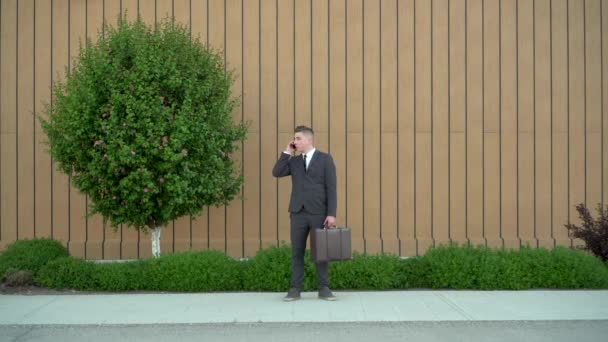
[294,125,314,136]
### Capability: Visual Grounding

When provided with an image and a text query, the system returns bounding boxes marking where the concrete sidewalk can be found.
[1,290,608,325]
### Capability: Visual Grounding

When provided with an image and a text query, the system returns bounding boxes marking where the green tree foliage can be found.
[38,16,247,255]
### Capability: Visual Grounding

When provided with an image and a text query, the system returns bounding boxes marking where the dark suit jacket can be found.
[272,150,337,217]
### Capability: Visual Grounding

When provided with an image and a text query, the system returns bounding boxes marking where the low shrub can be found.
[35,257,97,290]
[143,250,242,292]
[93,261,148,291]
[419,243,502,289]
[330,253,405,289]
[400,256,433,288]
[0,238,69,277]
[241,244,316,291]
[565,203,608,262]
[36,250,242,292]
[31,241,608,292]
[534,246,608,288]
[419,243,608,290]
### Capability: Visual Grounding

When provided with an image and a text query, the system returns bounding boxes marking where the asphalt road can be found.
[2,321,608,342]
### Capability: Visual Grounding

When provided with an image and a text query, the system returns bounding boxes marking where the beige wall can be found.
[1,0,606,259]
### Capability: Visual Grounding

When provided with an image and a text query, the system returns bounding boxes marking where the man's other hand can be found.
[323,216,336,228]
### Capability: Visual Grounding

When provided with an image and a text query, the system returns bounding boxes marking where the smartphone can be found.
[290,142,296,149]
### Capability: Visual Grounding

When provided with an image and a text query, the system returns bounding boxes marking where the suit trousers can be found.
[289,209,329,289]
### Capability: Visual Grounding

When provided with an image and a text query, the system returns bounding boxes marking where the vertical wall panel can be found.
[139,0,156,26]
[242,0,260,257]
[85,0,105,259]
[312,0,329,153]
[207,0,228,253]
[432,0,450,248]
[122,0,139,19]
[535,0,553,248]
[603,0,608,211]
[552,0,571,247]
[585,0,603,211]
[398,0,416,256]
[329,0,346,232]
[501,0,520,249]
[295,0,312,128]
[207,0,228,252]
[276,0,294,247]
[518,0,536,248]
[226,0,245,257]
[51,0,71,252]
[17,0,35,242]
[467,0,484,247]
[380,0,398,254]
[68,0,87,258]
[191,0,208,44]
[34,0,53,242]
[569,0,586,246]
[415,0,433,254]
[189,0,210,254]
[449,0,468,248]
[363,0,381,254]
[345,0,364,253]
[259,0,278,249]
[156,0,173,21]
[483,0,501,248]
[0,0,17,250]
[293,0,312,254]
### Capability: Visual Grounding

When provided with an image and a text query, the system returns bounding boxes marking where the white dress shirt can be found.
[283,148,316,170]
[302,148,316,170]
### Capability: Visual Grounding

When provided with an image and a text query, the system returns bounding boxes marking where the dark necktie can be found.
[303,154,307,171]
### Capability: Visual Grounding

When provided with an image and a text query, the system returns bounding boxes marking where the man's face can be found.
[293,132,312,152]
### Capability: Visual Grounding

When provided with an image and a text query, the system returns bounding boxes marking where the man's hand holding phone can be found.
[285,141,296,155]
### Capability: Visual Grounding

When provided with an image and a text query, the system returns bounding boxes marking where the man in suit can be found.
[272,125,337,301]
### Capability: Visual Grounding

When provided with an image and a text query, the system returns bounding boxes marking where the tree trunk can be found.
[150,226,162,258]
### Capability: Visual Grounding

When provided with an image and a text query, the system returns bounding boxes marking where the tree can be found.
[39,17,247,257]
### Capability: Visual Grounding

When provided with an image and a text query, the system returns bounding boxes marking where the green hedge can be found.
[242,245,319,291]
[36,251,242,292]
[3,239,608,292]
[330,253,407,289]
[0,238,69,278]
[35,257,97,290]
[416,244,608,289]
[142,251,242,292]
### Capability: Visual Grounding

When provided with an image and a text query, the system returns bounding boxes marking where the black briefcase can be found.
[310,227,352,262]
